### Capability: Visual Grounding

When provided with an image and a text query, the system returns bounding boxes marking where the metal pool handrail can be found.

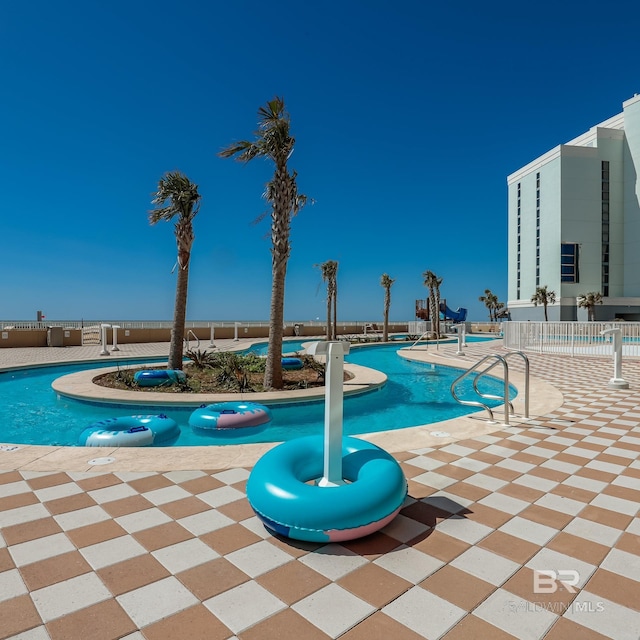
[449,351,529,425]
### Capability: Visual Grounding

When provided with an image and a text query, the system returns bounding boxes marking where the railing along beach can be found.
[503,321,640,357]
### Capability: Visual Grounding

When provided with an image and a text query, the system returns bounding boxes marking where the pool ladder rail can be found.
[184,330,201,351]
[450,351,530,425]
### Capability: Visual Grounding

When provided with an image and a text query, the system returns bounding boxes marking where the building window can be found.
[516,182,521,298]
[535,173,541,287]
[602,160,610,296]
[561,243,579,283]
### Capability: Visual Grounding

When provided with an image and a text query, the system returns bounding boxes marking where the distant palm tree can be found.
[318,260,338,340]
[220,97,309,389]
[423,270,443,338]
[577,292,603,321]
[530,285,557,321]
[479,289,498,321]
[380,273,395,341]
[149,171,201,370]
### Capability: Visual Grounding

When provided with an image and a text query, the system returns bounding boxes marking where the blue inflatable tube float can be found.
[189,402,271,436]
[79,415,180,447]
[247,435,407,542]
[134,369,186,387]
[281,357,303,370]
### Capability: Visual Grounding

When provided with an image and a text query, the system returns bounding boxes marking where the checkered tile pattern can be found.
[1,344,640,638]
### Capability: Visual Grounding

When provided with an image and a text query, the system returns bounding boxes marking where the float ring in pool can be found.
[188,402,271,433]
[246,435,407,542]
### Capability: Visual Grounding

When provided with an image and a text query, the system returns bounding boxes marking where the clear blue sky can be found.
[2,1,639,323]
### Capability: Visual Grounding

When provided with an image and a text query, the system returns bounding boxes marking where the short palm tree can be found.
[423,270,443,338]
[577,292,603,321]
[149,171,201,371]
[380,273,395,341]
[531,285,557,321]
[220,97,309,389]
[479,289,498,321]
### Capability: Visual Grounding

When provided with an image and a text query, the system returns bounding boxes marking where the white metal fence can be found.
[503,321,640,357]
[0,319,413,332]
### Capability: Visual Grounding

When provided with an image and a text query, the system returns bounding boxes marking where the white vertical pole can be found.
[234,322,239,341]
[209,324,215,348]
[456,324,465,355]
[601,328,629,388]
[318,341,346,487]
[111,325,120,352]
[99,324,110,356]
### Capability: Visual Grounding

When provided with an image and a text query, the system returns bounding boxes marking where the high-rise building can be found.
[507,94,640,321]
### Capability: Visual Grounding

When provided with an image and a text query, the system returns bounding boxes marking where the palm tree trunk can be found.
[264,264,286,389]
[383,289,390,341]
[264,165,292,390]
[332,278,337,340]
[168,261,189,370]
[428,290,437,338]
[435,284,442,337]
[325,292,331,341]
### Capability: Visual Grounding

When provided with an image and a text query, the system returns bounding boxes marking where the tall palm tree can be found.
[577,291,603,321]
[531,285,557,321]
[220,97,308,389]
[380,273,395,341]
[149,171,201,370]
[423,270,443,338]
[317,260,338,340]
[479,289,498,321]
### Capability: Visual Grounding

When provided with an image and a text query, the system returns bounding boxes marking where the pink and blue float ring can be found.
[134,369,186,387]
[247,435,407,542]
[188,401,271,435]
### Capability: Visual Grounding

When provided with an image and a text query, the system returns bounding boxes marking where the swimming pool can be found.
[244,339,319,356]
[0,340,510,447]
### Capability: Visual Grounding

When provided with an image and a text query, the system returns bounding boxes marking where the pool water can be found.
[0,340,510,447]
[244,339,319,356]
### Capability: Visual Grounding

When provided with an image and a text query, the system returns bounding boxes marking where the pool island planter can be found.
[52,361,385,407]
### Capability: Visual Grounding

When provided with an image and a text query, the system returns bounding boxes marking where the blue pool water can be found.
[0,339,508,447]
[244,339,319,356]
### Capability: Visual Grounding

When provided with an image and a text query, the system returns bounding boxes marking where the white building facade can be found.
[507,94,640,321]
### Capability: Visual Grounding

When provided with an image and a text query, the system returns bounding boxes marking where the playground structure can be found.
[415,299,468,323]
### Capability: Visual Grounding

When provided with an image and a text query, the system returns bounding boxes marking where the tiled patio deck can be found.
[1,340,639,639]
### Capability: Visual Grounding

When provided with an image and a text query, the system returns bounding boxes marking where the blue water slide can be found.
[439,303,468,322]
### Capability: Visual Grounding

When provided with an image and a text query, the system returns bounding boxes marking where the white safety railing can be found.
[503,321,640,357]
[1,319,413,332]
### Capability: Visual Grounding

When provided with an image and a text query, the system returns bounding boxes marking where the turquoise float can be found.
[246,435,407,542]
[189,401,271,434]
[79,414,179,447]
[281,357,303,370]
[134,369,186,387]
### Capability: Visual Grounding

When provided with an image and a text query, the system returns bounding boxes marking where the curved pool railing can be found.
[450,351,529,425]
